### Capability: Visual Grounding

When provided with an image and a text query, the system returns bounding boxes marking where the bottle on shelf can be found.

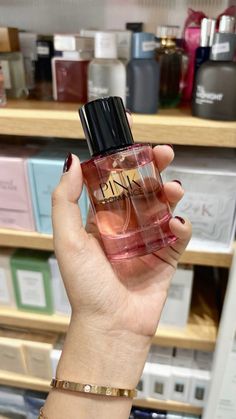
[0,63,6,106]
[195,18,216,73]
[88,31,126,104]
[126,32,160,114]
[156,25,187,108]
[0,27,27,98]
[192,15,236,121]
[30,35,54,100]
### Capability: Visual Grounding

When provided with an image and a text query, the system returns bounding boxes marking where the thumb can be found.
[52,153,88,257]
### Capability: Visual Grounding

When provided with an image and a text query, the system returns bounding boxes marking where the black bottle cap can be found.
[79,97,134,156]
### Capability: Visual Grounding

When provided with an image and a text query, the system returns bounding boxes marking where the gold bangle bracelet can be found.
[50,378,137,398]
[38,408,47,418]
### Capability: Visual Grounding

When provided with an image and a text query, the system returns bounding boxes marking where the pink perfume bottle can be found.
[79,97,176,260]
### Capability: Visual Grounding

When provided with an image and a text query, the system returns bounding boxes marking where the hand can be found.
[51,138,191,389]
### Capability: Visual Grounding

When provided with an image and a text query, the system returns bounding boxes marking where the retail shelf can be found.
[0,306,217,351]
[0,228,233,268]
[0,370,202,415]
[0,100,235,147]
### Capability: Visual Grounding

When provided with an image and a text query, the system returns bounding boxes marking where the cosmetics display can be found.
[156,26,186,108]
[52,34,94,103]
[31,35,54,100]
[192,15,236,121]
[0,386,26,419]
[163,147,236,251]
[88,32,126,104]
[27,145,89,234]
[195,18,216,73]
[24,391,47,419]
[0,63,6,106]
[19,32,37,93]
[10,249,54,314]
[126,32,159,114]
[79,97,176,260]
[0,145,37,231]
[0,27,27,99]
[0,248,16,308]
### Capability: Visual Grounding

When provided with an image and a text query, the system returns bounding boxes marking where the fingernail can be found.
[166,144,173,149]
[63,153,72,173]
[126,108,132,115]
[175,216,185,225]
[173,179,182,186]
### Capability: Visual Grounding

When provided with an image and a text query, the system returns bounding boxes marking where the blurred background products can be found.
[30,35,54,100]
[126,32,159,114]
[195,18,216,73]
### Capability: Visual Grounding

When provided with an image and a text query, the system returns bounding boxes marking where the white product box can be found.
[189,369,211,407]
[48,256,71,316]
[0,249,16,308]
[136,362,153,399]
[163,148,236,252]
[149,363,172,400]
[148,345,173,365]
[50,348,62,377]
[170,366,191,403]
[0,337,27,374]
[166,414,184,419]
[23,341,53,380]
[159,266,193,329]
[173,348,195,368]
[193,350,213,370]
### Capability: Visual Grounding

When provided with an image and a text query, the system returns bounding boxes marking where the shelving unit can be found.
[0,370,202,415]
[0,100,235,147]
[0,99,236,418]
[0,228,233,268]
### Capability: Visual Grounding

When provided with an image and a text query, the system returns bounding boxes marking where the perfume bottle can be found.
[88,32,126,104]
[79,97,176,261]
[31,36,54,100]
[0,64,6,106]
[192,15,236,121]
[156,26,187,108]
[195,18,216,73]
[126,32,160,114]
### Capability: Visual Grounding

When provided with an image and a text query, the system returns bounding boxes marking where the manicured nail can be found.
[126,108,132,115]
[173,179,182,186]
[166,144,173,149]
[63,153,72,173]
[175,216,185,224]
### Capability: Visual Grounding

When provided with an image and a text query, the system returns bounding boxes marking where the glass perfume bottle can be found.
[31,36,54,100]
[156,26,187,108]
[195,18,216,73]
[0,64,6,106]
[88,32,126,105]
[79,97,176,261]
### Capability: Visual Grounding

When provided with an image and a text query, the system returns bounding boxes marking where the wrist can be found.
[57,314,152,389]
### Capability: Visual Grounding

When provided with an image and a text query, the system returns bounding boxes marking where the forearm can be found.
[44,315,152,419]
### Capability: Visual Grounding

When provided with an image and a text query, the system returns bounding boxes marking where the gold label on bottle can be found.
[99,168,143,203]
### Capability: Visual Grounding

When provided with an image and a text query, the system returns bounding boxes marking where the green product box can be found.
[10,249,53,314]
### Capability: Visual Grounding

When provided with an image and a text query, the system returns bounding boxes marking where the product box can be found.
[28,146,89,234]
[163,148,236,251]
[170,366,191,403]
[159,265,193,329]
[0,337,27,374]
[0,387,26,418]
[173,348,194,368]
[24,391,47,419]
[0,145,37,231]
[0,27,20,52]
[0,248,16,308]
[193,350,213,370]
[54,33,94,52]
[23,333,56,380]
[10,249,53,314]
[136,362,153,399]
[48,255,71,315]
[189,369,211,407]
[149,363,172,400]
[148,345,173,365]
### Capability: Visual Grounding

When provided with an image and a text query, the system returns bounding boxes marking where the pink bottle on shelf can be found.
[79,97,176,260]
[0,145,37,231]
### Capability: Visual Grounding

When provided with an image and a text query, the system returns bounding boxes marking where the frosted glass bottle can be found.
[88,32,126,105]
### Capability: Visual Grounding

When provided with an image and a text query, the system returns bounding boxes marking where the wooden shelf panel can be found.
[0,228,233,268]
[0,307,217,351]
[0,100,235,147]
[0,371,202,415]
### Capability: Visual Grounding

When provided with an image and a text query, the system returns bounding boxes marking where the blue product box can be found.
[24,390,47,419]
[28,145,89,234]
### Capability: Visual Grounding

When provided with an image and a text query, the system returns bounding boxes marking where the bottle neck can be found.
[160,37,177,48]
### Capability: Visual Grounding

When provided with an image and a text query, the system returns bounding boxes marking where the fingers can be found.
[164,180,184,212]
[52,153,87,255]
[168,216,192,257]
[153,144,174,172]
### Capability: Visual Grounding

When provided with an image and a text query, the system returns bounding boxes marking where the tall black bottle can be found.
[192,15,236,121]
[126,32,160,114]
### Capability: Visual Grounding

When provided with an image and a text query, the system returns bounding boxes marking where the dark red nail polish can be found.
[175,216,185,224]
[166,144,173,149]
[126,108,132,115]
[173,179,182,186]
[63,153,72,173]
